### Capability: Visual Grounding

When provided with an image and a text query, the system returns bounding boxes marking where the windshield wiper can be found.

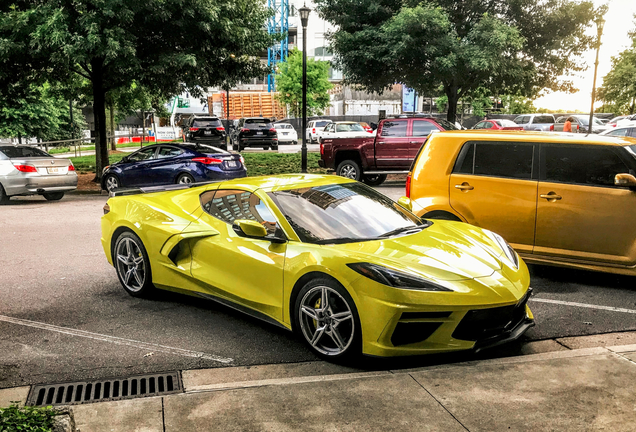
[315,237,378,245]
[378,224,429,238]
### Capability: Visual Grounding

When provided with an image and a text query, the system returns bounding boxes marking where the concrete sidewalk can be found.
[3,342,636,431]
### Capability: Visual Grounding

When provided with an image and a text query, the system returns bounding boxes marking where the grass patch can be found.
[0,404,56,432]
[70,152,326,176]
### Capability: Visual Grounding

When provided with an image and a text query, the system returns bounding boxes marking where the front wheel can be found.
[113,231,155,297]
[104,175,120,192]
[43,192,65,201]
[336,160,362,181]
[362,174,387,186]
[294,278,361,361]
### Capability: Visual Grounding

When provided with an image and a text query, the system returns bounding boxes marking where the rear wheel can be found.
[43,192,64,201]
[113,231,155,297]
[336,160,362,181]
[176,173,195,185]
[294,278,361,361]
[0,183,10,205]
[362,174,387,186]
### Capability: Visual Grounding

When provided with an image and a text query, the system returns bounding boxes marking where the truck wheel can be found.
[336,160,362,181]
[362,174,387,186]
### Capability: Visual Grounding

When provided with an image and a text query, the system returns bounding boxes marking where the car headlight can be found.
[347,263,453,292]
[485,231,519,269]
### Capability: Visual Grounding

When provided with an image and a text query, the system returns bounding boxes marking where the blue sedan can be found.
[101,143,246,191]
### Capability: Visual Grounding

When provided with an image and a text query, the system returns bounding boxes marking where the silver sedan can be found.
[0,145,78,203]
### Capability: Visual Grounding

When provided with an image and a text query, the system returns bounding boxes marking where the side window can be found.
[380,121,408,137]
[473,122,485,130]
[200,189,280,236]
[608,128,628,137]
[629,128,636,138]
[127,147,156,162]
[453,143,475,174]
[157,147,184,158]
[474,143,533,179]
[513,116,523,124]
[412,120,440,136]
[543,145,630,187]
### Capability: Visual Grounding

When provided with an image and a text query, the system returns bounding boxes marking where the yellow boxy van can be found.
[400,130,636,275]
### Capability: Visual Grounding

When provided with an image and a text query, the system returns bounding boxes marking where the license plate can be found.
[47,167,64,174]
[256,131,263,135]
[226,161,237,168]
[282,132,288,135]
[204,130,212,135]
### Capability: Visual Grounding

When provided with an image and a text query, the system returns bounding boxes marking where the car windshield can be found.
[498,120,519,127]
[275,124,293,129]
[192,119,221,127]
[268,183,425,244]
[245,119,270,124]
[180,143,227,154]
[336,123,365,132]
[315,121,331,127]
[434,119,458,130]
[0,146,51,158]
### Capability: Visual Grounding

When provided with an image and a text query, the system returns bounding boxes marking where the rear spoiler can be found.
[109,180,222,198]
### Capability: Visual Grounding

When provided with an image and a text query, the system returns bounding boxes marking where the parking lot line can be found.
[531,298,636,314]
[0,314,233,364]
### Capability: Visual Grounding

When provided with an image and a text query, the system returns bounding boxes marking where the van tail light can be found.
[549,124,554,131]
[13,163,37,173]
[406,172,412,198]
[189,127,199,132]
[312,128,316,134]
[320,143,324,155]
[216,126,225,131]
[192,157,222,165]
[68,163,75,171]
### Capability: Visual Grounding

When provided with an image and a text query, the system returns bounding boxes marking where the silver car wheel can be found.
[105,176,119,191]
[299,286,354,356]
[178,175,193,184]
[340,164,357,179]
[115,238,145,292]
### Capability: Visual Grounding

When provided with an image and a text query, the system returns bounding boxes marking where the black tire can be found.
[336,159,362,181]
[293,277,362,361]
[362,174,387,186]
[113,231,155,297]
[0,183,10,205]
[43,192,65,201]
[422,211,462,221]
[271,145,279,151]
[263,146,270,150]
[176,173,195,185]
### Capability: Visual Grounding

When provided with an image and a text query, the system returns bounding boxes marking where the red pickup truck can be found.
[318,116,456,185]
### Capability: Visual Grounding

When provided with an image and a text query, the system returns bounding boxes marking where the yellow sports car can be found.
[101,174,534,360]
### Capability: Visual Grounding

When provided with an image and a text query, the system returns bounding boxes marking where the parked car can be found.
[400,130,636,276]
[513,114,555,131]
[607,115,629,127]
[553,115,608,134]
[182,116,226,148]
[318,122,372,142]
[615,114,636,128]
[273,123,298,145]
[0,145,77,203]
[102,174,533,360]
[101,143,246,192]
[306,119,333,143]
[600,126,636,138]
[234,117,278,151]
[319,116,457,186]
[472,119,524,131]
[359,122,374,133]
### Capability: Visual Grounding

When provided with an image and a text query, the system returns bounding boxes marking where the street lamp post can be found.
[589,17,605,133]
[299,4,310,173]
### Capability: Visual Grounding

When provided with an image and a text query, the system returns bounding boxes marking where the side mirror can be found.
[615,173,636,188]
[397,196,413,212]
[232,219,268,239]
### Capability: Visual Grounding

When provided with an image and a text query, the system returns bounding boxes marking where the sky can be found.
[534,0,636,111]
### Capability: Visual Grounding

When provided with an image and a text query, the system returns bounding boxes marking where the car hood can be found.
[331,221,506,282]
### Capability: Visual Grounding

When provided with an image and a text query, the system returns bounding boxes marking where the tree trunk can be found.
[445,86,459,124]
[109,102,116,151]
[92,63,109,183]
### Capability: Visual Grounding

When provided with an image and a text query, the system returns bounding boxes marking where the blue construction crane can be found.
[267,0,290,92]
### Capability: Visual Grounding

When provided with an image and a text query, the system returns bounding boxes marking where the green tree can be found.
[1,0,274,180]
[315,0,597,123]
[500,95,536,114]
[275,49,333,117]
[598,20,636,115]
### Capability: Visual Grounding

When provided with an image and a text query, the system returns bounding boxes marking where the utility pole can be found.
[589,14,605,132]
[299,4,310,173]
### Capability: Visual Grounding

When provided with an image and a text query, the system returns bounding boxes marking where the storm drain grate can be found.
[27,371,182,407]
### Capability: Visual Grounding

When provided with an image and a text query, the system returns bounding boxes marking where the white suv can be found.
[305,119,333,143]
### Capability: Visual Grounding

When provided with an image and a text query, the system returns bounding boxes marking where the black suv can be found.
[182,116,227,148]
[234,117,278,151]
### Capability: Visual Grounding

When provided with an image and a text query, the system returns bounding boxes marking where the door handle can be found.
[454,182,474,191]
[409,141,422,144]
[377,142,385,145]
[540,192,562,201]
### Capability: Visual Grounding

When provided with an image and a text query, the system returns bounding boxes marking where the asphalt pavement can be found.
[1,188,636,390]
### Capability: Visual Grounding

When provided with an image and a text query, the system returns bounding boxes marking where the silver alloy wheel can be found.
[115,237,145,292]
[105,176,119,191]
[178,175,193,184]
[299,286,354,356]
[339,164,357,179]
